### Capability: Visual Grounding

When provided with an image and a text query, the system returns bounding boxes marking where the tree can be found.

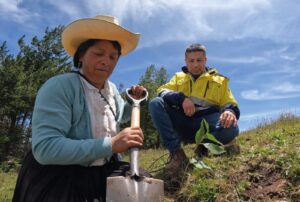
[0,26,71,159]
[138,65,168,148]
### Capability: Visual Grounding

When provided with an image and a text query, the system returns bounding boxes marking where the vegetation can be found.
[120,64,169,149]
[140,114,300,201]
[0,171,16,201]
[1,114,299,201]
[0,27,70,160]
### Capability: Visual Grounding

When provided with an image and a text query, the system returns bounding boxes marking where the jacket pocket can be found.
[205,81,222,103]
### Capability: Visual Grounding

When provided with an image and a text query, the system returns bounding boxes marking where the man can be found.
[149,43,240,175]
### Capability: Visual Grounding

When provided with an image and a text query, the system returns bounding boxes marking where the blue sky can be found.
[1,0,300,131]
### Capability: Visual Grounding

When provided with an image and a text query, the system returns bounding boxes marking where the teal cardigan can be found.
[31,73,131,166]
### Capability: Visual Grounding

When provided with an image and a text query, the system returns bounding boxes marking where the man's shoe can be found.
[165,148,189,176]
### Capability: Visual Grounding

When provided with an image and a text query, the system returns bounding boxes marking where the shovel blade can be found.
[106,176,164,202]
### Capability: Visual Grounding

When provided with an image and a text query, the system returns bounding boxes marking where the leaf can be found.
[205,132,223,145]
[195,118,209,144]
[190,158,212,170]
[195,128,204,144]
[190,157,197,164]
[203,143,226,155]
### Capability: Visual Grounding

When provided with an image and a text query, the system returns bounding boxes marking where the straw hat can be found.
[61,15,140,56]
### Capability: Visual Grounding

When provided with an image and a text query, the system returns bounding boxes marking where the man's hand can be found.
[182,97,195,117]
[219,111,237,128]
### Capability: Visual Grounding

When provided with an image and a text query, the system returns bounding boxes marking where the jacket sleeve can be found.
[161,91,186,107]
[219,79,240,119]
[32,77,112,165]
[157,74,186,107]
[221,103,240,120]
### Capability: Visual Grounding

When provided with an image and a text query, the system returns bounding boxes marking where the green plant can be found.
[191,119,225,170]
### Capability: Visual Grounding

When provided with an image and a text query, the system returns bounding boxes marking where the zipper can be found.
[204,81,209,98]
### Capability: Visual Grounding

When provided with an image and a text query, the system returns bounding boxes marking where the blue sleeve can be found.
[32,76,112,165]
[161,91,186,108]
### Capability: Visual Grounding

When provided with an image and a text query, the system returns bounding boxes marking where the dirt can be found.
[240,157,290,201]
[163,156,298,202]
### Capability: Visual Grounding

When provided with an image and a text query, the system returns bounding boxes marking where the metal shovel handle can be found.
[130,107,140,177]
[125,88,148,107]
[126,88,148,177]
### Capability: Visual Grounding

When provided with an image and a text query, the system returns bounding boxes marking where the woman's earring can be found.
[78,61,82,68]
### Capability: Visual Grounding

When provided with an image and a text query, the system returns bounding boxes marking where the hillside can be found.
[139,114,300,201]
[0,114,299,201]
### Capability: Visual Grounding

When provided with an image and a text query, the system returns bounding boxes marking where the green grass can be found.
[138,114,300,201]
[1,114,300,201]
[0,171,17,201]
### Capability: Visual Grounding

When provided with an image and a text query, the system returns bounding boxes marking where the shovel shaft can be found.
[130,147,139,176]
[106,89,165,202]
[131,106,140,128]
[130,106,140,176]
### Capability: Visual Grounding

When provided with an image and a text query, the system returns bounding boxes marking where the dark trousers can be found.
[149,97,239,153]
[13,151,149,202]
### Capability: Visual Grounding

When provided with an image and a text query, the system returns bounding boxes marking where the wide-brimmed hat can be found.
[61,15,140,56]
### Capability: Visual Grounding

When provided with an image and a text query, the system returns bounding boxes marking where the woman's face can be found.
[80,40,119,89]
[185,51,207,76]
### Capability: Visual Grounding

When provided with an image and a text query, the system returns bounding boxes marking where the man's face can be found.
[185,51,207,76]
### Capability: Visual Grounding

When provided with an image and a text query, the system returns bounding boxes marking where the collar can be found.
[181,66,218,75]
[72,69,111,92]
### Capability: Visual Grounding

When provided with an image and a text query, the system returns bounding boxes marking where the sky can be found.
[1,0,300,132]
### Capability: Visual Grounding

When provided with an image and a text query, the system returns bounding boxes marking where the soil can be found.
[163,156,299,201]
[240,157,290,201]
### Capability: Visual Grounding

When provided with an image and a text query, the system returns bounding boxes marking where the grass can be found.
[0,171,17,202]
[139,114,300,201]
[1,114,300,201]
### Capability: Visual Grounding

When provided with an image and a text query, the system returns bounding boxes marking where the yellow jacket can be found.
[157,67,240,118]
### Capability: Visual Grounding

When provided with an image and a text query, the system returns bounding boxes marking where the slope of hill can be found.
[0,114,299,201]
[139,114,300,201]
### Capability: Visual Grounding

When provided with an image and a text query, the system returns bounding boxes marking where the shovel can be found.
[106,88,164,202]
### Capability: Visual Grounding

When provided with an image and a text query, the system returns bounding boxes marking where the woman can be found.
[13,15,147,202]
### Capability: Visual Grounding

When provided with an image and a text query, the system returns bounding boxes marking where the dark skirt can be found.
[12,151,149,202]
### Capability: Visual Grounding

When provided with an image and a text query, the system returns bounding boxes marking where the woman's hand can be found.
[130,85,147,99]
[182,97,196,117]
[219,110,237,128]
[111,127,144,153]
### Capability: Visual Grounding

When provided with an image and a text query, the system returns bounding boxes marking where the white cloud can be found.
[0,0,34,23]
[2,0,300,47]
[26,0,292,46]
[272,82,300,93]
[240,109,292,122]
[238,107,300,131]
[45,1,84,19]
[210,56,269,65]
[241,82,300,100]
